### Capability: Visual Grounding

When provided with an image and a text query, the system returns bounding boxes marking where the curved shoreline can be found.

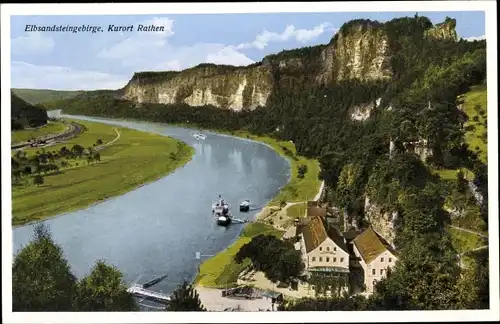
[11,118,195,228]
[32,113,321,288]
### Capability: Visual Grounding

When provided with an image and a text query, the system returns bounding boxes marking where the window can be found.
[333,257,337,262]
[312,257,316,262]
[389,258,392,263]
[319,257,322,262]
[381,257,384,262]
[326,247,330,251]
[334,247,337,252]
[326,257,330,262]
[380,269,383,275]
[319,247,322,251]
[372,269,376,275]
[340,257,344,263]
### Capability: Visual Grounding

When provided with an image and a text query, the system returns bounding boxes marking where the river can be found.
[12,114,291,303]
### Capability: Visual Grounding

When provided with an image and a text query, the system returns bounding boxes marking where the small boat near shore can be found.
[193,133,207,140]
[239,200,250,212]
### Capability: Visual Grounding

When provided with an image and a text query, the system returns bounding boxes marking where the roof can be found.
[352,227,395,264]
[342,230,362,241]
[300,216,348,253]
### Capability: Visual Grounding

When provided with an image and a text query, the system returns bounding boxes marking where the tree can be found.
[166,281,206,311]
[71,144,85,157]
[12,224,77,311]
[456,170,467,194]
[33,174,44,186]
[74,261,138,311]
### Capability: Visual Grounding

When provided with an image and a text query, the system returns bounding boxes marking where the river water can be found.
[12,114,291,301]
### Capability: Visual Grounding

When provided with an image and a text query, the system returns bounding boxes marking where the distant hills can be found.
[12,89,83,106]
[11,92,48,130]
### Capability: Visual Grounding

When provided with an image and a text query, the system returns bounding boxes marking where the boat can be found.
[239,200,250,212]
[193,133,207,140]
[213,195,232,226]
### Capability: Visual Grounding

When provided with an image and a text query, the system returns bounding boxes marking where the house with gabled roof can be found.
[351,226,398,294]
[295,215,350,274]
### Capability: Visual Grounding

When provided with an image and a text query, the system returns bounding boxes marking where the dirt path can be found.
[449,225,488,238]
[257,180,325,231]
[94,128,121,151]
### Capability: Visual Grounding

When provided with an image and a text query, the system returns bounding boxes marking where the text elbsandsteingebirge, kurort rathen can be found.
[24,24,166,33]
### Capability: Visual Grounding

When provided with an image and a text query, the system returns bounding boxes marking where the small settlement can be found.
[289,201,398,295]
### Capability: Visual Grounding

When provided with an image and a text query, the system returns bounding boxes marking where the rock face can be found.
[122,18,456,111]
[425,17,458,41]
[319,24,392,83]
[364,197,398,248]
[123,65,273,111]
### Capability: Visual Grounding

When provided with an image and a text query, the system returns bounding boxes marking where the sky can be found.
[10,11,486,91]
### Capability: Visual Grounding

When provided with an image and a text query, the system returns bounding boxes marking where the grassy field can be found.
[12,88,83,105]
[11,119,194,225]
[195,222,284,288]
[11,121,68,144]
[286,202,307,219]
[436,168,475,181]
[21,119,116,156]
[448,227,487,254]
[462,84,487,164]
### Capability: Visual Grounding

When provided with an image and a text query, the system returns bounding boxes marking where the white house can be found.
[351,227,398,294]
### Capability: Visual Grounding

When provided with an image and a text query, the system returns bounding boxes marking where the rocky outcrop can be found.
[122,18,457,111]
[403,138,433,162]
[425,17,458,41]
[364,197,398,248]
[350,97,382,121]
[320,25,392,83]
[123,65,273,111]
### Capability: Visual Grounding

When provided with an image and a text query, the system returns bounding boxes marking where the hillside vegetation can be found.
[11,92,48,130]
[11,119,194,225]
[13,89,83,105]
[39,15,489,310]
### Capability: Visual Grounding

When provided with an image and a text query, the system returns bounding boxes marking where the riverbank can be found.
[194,131,321,289]
[11,118,195,226]
[11,120,68,144]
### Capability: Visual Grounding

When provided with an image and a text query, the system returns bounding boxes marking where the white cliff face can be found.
[333,27,392,82]
[123,66,273,111]
[364,196,397,248]
[350,97,381,121]
[403,138,433,162]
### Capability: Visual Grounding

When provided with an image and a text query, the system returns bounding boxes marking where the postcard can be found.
[1,1,498,323]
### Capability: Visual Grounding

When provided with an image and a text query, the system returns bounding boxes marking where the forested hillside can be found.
[40,15,489,310]
[12,88,83,105]
[11,92,48,130]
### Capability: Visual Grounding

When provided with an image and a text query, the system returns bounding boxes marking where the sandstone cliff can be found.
[364,196,398,248]
[123,64,273,111]
[424,17,458,41]
[122,17,456,111]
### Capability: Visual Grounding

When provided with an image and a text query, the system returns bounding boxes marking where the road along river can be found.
[12,114,291,300]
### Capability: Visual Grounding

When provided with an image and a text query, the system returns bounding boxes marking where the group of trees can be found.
[11,141,102,186]
[42,15,488,310]
[13,224,206,312]
[235,234,304,285]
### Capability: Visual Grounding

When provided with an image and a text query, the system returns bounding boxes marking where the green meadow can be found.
[11,121,68,144]
[12,119,194,225]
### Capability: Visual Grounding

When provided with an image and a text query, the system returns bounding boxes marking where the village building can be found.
[350,227,398,294]
[290,201,398,295]
[293,203,351,293]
